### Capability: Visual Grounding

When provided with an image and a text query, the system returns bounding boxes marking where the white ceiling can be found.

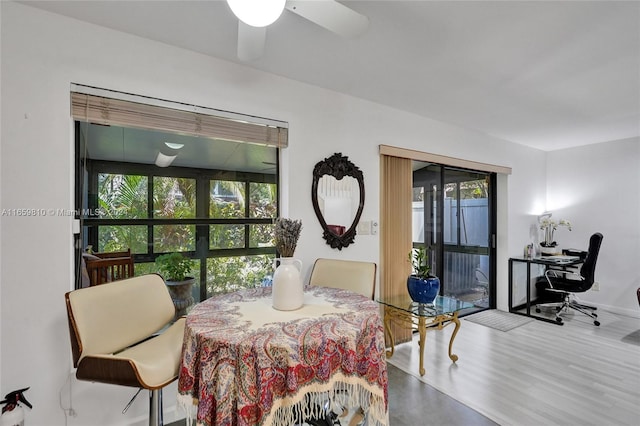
[23,0,640,151]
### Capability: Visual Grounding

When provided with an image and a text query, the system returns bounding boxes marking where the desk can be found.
[178,286,388,426]
[376,295,473,376]
[508,256,582,324]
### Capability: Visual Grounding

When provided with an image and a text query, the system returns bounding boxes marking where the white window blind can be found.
[71,90,288,148]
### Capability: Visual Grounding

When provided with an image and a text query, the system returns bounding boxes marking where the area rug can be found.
[463,309,533,331]
[622,329,640,346]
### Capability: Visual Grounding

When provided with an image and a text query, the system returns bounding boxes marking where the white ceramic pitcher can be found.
[272,257,304,310]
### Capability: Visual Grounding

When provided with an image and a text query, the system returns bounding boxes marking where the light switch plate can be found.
[72,219,81,234]
[357,220,371,235]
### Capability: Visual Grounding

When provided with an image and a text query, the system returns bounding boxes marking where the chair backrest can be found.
[83,249,135,286]
[309,258,377,299]
[579,232,603,285]
[65,274,175,367]
[474,268,489,285]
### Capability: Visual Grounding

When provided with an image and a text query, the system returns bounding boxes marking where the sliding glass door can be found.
[412,162,496,308]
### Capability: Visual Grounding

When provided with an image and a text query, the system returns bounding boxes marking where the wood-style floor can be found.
[386,308,640,426]
[168,363,495,426]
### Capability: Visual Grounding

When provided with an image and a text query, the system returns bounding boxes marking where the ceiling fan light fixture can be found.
[227,0,286,28]
[164,142,184,150]
[155,152,177,168]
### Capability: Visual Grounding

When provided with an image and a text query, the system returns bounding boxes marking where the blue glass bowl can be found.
[407,275,440,304]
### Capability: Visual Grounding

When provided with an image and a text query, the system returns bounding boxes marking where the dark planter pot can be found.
[165,277,195,318]
[407,275,440,304]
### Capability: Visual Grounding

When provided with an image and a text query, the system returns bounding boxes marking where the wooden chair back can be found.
[84,249,134,286]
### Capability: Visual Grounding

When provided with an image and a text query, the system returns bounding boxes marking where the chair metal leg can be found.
[567,302,600,325]
[537,295,600,326]
[572,301,597,311]
[149,389,163,426]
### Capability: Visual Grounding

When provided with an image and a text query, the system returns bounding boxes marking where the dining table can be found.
[177,285,389,426]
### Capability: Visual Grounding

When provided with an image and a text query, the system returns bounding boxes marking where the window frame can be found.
[75,124,279,300]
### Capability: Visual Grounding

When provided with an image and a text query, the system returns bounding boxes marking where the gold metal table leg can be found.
[382,305,463,376]
[417,316,426,376]
[383,311,395,358]
[447,312,461,363]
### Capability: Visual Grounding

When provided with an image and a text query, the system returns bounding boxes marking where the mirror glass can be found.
[312,153,365,250]
[317,175,360,236]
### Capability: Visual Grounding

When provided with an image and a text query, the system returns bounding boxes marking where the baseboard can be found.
[596,304,640,319]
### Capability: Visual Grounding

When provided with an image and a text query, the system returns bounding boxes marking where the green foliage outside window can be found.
[206,255,274,296]
[249,182,276,218]
[97,174,148,252]
[210,180,245,218]
[154,225,195,253]
[98,174,148,219]
[154,177,196,218]
[250,224,275,248]
[152,177,196,252]
[99,225,147,254]
[90,172,276,300]
[210,224,244,249]
[249,183,276,248]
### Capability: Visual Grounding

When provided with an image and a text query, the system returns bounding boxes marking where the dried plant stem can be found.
[275,218,302,257]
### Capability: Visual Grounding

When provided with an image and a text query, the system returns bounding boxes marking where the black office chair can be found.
[535,232,603,326]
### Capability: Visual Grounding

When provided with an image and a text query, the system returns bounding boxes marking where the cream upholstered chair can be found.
[309,258,377,299]
[65,274,185,426]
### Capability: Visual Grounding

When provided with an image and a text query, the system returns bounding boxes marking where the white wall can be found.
[546,137,640,317]
[0,2,597,425]
[0,0,3,392]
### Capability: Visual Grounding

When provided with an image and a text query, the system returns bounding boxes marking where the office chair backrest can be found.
[579,232,603,285]
[65,273,175,367]
[309,258,377,299]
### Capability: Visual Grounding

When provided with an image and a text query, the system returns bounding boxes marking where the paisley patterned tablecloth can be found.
[178,285,388,426]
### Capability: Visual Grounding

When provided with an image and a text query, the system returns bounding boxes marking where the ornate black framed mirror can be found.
[311,153,365,250]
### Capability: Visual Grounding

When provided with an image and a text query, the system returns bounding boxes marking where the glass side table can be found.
[376,294,474,376]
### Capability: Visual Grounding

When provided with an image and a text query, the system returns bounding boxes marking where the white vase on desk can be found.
[272,257,304,310]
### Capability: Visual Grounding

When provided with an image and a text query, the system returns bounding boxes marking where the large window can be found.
[78,132,278,301]
[73,89,285,302]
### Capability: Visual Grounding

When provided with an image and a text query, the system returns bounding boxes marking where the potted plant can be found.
[407,246,440,304]
[155,252,195,317]
[539,218,571,255]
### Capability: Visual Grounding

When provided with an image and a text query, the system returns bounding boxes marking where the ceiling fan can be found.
[227,0,369,61]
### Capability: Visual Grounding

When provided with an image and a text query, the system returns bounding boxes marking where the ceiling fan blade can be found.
[237,21,266,61]
[285,0,369,38]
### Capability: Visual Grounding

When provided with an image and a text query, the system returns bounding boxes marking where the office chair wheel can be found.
[555,317,563,324]
[594,320,600,326]
[535,308,541,313]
